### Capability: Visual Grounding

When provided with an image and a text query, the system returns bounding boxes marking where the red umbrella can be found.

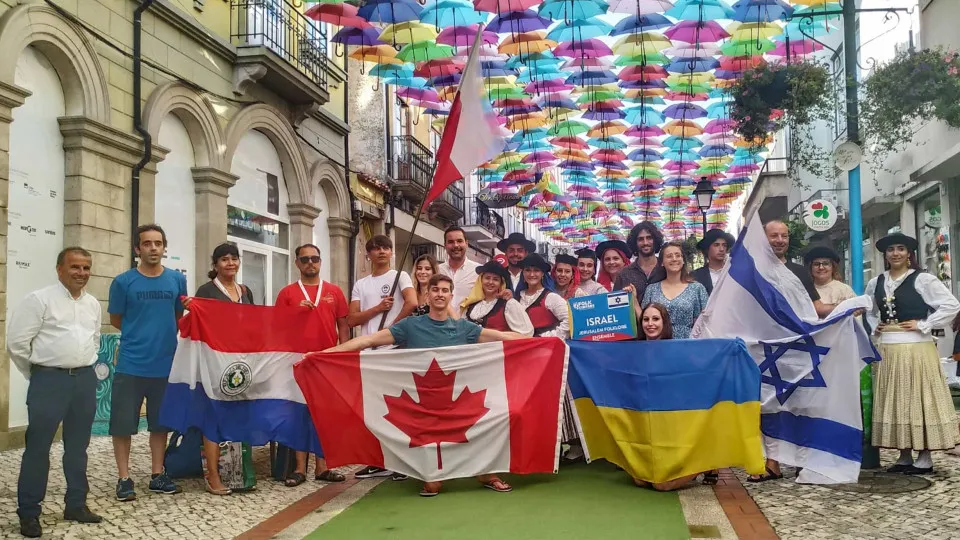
[305,4,371,28]
[719,55,765,71]
[619,65,668,81]
[551,136,589,150]
[590,149,628,161]
[414,58,465,78]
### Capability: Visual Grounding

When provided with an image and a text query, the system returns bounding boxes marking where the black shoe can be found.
[19,517,41,538]
[391,472,409,481]
[886,463,911,473]
[64,506,103,523]
[354,466,392,479]
[903,465,934,475]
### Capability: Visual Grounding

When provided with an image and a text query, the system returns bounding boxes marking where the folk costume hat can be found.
[803,245,841,266]
[595,240,631,261]
[461,261,513,313]
[574,248,596,261]
[554,254,579,267]
[696,229,735,252]
[876,232,918,253]
[476,260,513,288]
[520,253,552,274]
[497,232,536,254]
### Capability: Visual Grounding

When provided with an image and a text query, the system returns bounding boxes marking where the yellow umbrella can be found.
[666,73,715,86]
[624,88,666,99]
[499,32,557,55]
[508,114,549,130]
[663,120,704,137]
[492,152,523,164]
[485,75,516,86]
[379,21,438,45]
[349,45,403,65]
[614,32,671,46]
[729,22,783,41]
[597,169,629,179]
[555,149,591,161]
[438,86,458,101]
[432,117,448,131]
[571,83,621,94]
[734,135,773,147]
[589,121,629,137]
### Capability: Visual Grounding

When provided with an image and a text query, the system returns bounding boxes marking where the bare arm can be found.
[110,313,123,331]
[478,328,527,343]
[325,328,396,352]
[336,317,350,345]
[346,299,392,328]
[394,287,418,323]
[813,300,835,319]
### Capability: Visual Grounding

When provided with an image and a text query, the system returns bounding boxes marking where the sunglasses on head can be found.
[298,256,321,264]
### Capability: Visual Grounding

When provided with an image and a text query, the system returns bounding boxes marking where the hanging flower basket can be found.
[861,48,960,161]
[729,60,832,145]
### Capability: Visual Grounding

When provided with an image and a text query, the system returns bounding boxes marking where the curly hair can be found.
[626,221,664,257]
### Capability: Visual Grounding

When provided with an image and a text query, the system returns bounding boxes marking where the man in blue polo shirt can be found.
[108,224,187,501]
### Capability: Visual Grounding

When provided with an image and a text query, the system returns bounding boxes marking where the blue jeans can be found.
[17,365,97,519]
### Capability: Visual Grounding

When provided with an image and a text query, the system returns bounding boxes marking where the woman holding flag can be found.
[460,261,534,336]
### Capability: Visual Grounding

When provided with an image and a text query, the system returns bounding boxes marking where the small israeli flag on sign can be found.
[607,291,630,309]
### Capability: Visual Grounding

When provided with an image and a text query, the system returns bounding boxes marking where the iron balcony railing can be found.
[437,180,465,216]
[230,0,328,91]
[469,200,506,237]
[389,135,432,193]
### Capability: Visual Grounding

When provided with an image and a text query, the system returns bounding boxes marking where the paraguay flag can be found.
[295,338,568,482]
[160,299,324,454]
[568,339,766,483]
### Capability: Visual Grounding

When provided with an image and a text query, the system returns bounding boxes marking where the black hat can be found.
[554,254,578,267]
[476,260,513,289]
[595,240,631,260]
[520,253,552,273]
[696,228,735,252]
[497,232,536,254]
[876,232,918,253]
[803,245,840,265]
[575,248,596,260]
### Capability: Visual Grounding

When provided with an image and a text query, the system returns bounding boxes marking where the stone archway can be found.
[311,159,352,292]
[143,81,225,170]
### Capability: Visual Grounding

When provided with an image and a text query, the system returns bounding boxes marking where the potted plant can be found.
[729,60,832,146]
[860,48,960,164]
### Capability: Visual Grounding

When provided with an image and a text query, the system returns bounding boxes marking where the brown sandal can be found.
[285,472,307,487]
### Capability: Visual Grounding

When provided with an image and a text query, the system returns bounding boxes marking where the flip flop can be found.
[483,478,512,493]
[747,467,783,483]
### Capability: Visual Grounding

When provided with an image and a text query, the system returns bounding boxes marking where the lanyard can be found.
[214,278,243,304]
[298,280,324,305]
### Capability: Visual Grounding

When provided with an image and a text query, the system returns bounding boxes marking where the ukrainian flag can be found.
[568,339,765,483]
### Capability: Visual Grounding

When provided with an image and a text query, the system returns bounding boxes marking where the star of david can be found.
[757,335,830,405]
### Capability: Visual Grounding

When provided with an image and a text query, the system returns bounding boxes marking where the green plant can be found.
[860,48,960,165]
[786,220,810,261]
[729,60,833,145]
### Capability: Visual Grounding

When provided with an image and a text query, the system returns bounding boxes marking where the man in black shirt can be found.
[764,220,834,318]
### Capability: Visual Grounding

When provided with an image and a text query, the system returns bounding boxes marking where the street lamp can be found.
[693,177,716,237]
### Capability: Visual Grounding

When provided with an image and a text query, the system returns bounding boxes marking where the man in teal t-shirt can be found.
[327,273,527,497]
[107,224,187,502]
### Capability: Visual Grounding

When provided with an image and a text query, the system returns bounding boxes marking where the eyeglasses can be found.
[298,256,321,264]
[811,261,832,268]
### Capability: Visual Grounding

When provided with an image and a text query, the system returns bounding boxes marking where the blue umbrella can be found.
[624,106,665,125]
[384,76,430,89]
[667,58,720,73]
[588,137,628,150]
[663,136,703,150]
[424,108,450,116]
[359,0,424,24]
[566,70,618,86]
[488,10,552,34]
[420,0,486,27]
[541,97,579,110]
[370,64,413,79]
[610,14,672,36]
[547,18,613,42]
[663,103,708,119]
[517,67,563,83]
[668,0,734,21]
[706,103,731,119]
[538,0,608,21]
[430,74,462,87]
[512,128,549,141]
[516,140,554,152]
[699,144,735,158]
[595,161,628,171]
[628,148,664,161]
[664,150,701,162]
[502,105,542,116]
[558,160,596,171]
[732,0,794,22]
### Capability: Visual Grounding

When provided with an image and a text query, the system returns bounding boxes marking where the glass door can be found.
[234,241,269,305]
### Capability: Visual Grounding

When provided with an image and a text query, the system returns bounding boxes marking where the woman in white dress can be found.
[866,233,960,475]
[460,261,534,336]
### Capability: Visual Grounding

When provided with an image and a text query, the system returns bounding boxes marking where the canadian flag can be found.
[295,338,568,481]
[422,24,506,207]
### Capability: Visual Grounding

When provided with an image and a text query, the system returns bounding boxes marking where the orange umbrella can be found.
[499,32,557,55]
[663,120,704,137]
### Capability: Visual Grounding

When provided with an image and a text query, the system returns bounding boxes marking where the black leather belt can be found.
[31,364,93,376]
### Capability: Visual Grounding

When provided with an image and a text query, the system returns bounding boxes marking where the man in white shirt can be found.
[438,225,480,316]
[8,247,103,537]
[347,234,417,480]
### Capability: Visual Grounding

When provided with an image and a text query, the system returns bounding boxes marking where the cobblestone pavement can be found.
[741,451,960,540]
[0,432,350,539]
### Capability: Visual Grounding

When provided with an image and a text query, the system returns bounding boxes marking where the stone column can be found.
[0,81,30,447]
[327,216,353,294]
[193,167,238,285]
[287,202,321,281]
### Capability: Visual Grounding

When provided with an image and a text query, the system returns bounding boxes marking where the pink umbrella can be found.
[437,25,500,47]
[625,125,666,138]
[704,119,735,134]
[628,137,664,147]
[456,44,506,60]
[562,57,614,71]
[664,21,730,43]
[523,151,557,163]
[607,0,674,15]
[397,88,439,102]
[770,39,824,57]
[554,39,612,58]
[702,132,735,145]
[728,164,760,175]
[473,0,544,14]
[663,161,698,172]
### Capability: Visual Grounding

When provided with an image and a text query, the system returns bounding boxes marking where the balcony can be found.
[463,199,505,248]
[230,0,329,106]
[389,135,432,201]
[431,180,465,222]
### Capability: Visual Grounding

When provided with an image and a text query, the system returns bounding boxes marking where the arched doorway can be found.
[7,46,66,428]
[155,114,197,292]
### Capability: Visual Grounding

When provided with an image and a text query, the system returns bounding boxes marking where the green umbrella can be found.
[396,42,454,63]
[548,120,590,136]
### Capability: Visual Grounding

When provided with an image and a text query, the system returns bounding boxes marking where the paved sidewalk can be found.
[742,451,960,540]
[0,432,348,539]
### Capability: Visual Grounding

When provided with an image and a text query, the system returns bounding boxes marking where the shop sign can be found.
[477,188,521,208]
[803,199,838,232]
[924,207,942,228]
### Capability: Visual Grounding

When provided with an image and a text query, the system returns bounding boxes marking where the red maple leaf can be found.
[383,359,489,470]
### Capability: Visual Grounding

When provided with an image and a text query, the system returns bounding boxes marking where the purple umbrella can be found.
[488,10,552,34]
[558,160,595,171]
[553,39,612,58]
[332,26,381,46]
[663,21,730,43]
[431,74,462,87]
[523,151,557,163]
[595,161,629,170]
[397,88,439,102]
[525,79,574,93]
[663,161,698,172]
[663,103,708,119]
[436,25,500,47]
[582,108,626,121]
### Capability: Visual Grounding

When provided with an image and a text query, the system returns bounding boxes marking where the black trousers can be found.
[17,365,97,519]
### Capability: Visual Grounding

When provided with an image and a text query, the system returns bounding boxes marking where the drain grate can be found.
[823,471,931,493]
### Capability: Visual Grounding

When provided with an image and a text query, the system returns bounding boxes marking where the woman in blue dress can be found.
[641,241,708,339]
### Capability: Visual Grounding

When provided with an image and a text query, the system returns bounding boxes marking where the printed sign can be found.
[803,199,838,232]
[569,291,638,342]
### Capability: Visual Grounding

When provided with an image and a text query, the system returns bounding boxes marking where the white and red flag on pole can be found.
[422,24,506,208]
[295,338,568,481]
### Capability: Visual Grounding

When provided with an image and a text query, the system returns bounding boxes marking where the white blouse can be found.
[579,280,608,296]
[518,289,570,339]
[865,269,960,344]
[464,298,535,337]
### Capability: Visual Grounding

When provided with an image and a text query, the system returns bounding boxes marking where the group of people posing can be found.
[10,216,960,536]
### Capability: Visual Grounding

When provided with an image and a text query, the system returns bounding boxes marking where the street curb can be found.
[235,477,363,540]
[713,469,779,540]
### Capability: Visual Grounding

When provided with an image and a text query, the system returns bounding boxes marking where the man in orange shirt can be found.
[275,244,349,485]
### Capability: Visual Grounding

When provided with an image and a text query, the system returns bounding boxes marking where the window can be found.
[916,192,950,285]
[832,47,847,140]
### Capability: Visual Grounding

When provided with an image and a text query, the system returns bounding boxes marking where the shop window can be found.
[916,194,950,285]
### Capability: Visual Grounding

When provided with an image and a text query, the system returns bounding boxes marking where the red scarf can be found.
[597,249,630,292]
[552,266,582,300]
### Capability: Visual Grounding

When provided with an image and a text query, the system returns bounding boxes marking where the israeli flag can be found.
[693,214,880,484]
